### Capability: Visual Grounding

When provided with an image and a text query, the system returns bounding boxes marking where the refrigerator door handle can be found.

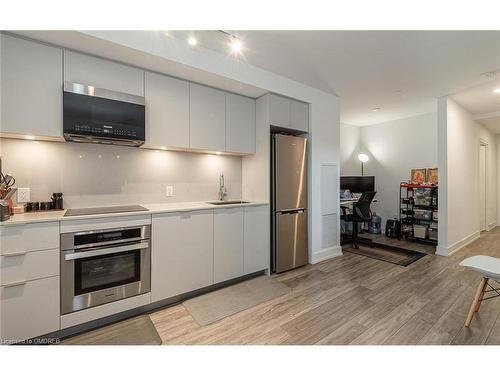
[276,208,307,215]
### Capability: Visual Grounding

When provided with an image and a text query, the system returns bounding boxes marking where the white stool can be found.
[460,255,500,327]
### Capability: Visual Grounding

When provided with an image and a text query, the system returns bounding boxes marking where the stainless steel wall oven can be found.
[60,225,151,314]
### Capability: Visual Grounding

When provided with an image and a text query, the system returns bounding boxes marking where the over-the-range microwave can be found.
[63,82,146,147]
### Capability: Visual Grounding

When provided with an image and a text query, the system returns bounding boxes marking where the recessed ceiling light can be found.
[187,36,198,46]
[371,107,381,112]
[494,87,500,94]
[230,38,242,54]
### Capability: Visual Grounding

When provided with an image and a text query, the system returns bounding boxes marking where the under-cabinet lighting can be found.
[187,36,198,46]
[494,87,500,94]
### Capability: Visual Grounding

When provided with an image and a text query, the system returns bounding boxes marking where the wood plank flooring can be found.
[150,228,500,344]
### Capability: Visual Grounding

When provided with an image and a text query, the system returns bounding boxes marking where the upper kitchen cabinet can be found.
[189,83,226,151]
[145,72,190,148]
[63,50,144,96]
[1,34,63,138]
[268,94,309,133]
[226,93,256,154]
[290,100,309,132]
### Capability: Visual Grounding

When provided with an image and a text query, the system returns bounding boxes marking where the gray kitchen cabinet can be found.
[269,94,291,128]
[1,276,60,342]
[225,93,256,154]
[268,94,309,133]
[290,100,309,132]
[64,50,144,96]
[214,207,244,283]
[151,210,214,302]
[244,205,270,274]
[0,34,63,138]
[189,83,226,151]
[145,72,190,148]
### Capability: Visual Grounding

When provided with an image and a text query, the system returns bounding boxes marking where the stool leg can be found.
[465,277,488,327]
[475,278,489,312]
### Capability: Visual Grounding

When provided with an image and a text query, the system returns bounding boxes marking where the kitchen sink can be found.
[207,200,250,205]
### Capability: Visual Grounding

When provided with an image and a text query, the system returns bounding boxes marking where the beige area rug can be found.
[183,276,290,326]
[61,315,162,345]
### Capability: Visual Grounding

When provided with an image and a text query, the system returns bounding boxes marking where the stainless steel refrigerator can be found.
[271,134,308,273]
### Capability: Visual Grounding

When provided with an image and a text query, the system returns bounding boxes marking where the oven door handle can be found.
[64,241,149,261]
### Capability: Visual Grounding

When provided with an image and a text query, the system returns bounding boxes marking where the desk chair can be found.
[340,191,376,249]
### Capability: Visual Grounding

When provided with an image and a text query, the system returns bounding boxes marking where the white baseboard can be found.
[487,222,497,231]
[310,245,343,264]
[436,231,480,257]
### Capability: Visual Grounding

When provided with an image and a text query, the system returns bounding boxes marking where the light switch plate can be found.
[166,185,174,197]
[17,187,30,203]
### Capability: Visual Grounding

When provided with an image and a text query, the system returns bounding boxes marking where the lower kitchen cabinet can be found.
[244,205,270,274]
[214,207,244,283]
[0,276,60,342]
[151,210,214,302]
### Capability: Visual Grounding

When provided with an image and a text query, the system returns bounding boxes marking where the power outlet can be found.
[17,187,31,203]
[166,185,174,197]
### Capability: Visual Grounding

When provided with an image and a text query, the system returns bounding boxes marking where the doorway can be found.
[479,142,487,232]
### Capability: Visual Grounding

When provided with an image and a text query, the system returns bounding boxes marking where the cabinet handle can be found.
[2,251,27,257]
[3,280,27,288]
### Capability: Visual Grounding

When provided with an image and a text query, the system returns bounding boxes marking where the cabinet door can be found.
[226,93,256,154]
[1,276,60,341]
[145,72,189,148]
[64,50,144,96]
[244,205,270,274]
[1,34,63,138]
[290,100,309,132]
[268,94,291,128]
[151,210,213,302]
[214,207,244,283]
[189,83,226,151]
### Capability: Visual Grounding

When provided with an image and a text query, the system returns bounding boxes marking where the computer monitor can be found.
[340,176,375,193]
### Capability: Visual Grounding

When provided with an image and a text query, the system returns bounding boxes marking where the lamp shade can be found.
[358,153,369,163]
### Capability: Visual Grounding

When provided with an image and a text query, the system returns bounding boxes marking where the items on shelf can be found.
[409,167,438,186]
[399,182,438,244]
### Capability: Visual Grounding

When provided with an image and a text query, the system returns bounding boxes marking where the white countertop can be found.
[0,201,269,226]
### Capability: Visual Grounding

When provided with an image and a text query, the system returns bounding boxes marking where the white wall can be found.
[362,113,438,226]
[437,97,497,256]
[1,138,242,208]
[341,113,438,228]
[340,123,361,176]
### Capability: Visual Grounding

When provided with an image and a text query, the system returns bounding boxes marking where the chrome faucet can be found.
[219,173,228,201]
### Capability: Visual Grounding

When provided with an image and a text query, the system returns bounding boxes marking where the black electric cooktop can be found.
[64,205,149,217]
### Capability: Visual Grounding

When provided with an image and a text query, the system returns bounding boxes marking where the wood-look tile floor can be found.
[149,228,500,345]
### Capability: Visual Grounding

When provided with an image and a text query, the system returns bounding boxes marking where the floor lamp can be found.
[358,153,369,176]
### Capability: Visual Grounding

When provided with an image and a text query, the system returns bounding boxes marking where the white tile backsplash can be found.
[1,139,242,208]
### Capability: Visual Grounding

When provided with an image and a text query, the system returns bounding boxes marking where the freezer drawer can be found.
[275,211,308,273]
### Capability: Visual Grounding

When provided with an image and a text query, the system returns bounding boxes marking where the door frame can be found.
[479,139,488,232]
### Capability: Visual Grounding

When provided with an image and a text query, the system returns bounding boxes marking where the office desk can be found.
[340,198,378,207]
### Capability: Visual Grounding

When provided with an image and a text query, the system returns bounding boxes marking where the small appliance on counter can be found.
[51,192,64,210]
[25,193,64,213]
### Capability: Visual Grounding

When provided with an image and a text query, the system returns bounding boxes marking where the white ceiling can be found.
[169,30,500,126]
[451,79,500,134]
[451,79,500,114]
[12,30,500,127]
